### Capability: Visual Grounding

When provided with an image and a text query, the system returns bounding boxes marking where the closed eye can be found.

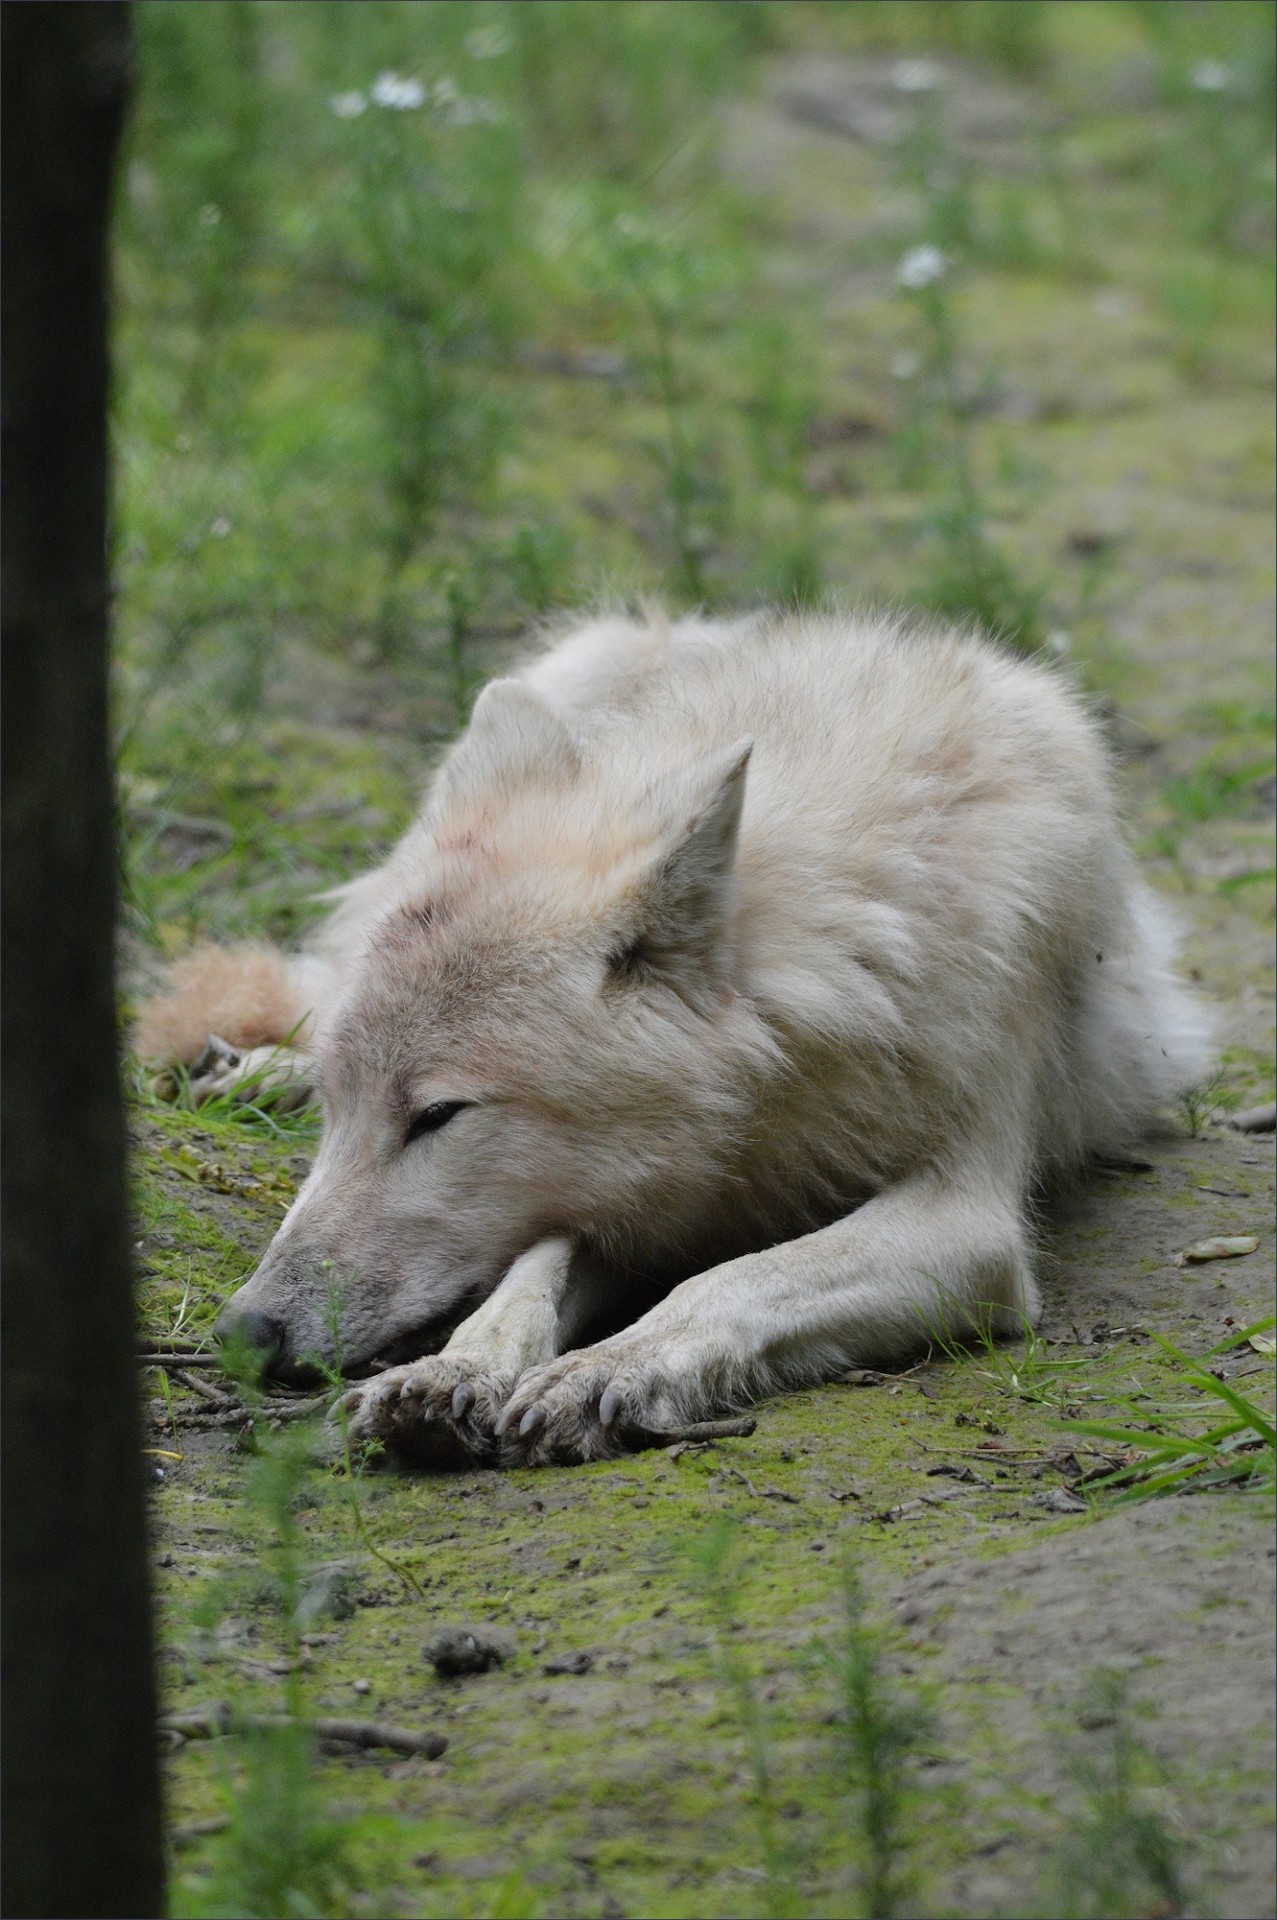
[404,1101,467,1147]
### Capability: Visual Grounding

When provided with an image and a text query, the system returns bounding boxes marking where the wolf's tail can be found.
[1072,885,1214,1159]
[132,943,319,1066]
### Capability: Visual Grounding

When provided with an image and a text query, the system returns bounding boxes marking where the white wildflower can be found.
[1190,59,1232,93]
[890,350,921,381]
[892,59,944,93]
[1045,629,1071,656]
[897,244,948,290]
[197,203,222,226]
[465,24,512,59]
[449,94,502,126]
[210,516,232,539]
[371,71,425,110]
[1092,288,1136,322]
[431,76,501,125]
[330,89,368,119]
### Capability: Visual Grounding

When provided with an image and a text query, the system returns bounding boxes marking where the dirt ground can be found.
[138,40,1276,1920]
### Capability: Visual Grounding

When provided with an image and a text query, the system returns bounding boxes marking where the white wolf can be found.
[137,608,1208,1467]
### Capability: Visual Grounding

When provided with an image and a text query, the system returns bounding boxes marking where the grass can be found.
[688,1521,806,1920]
[1176,1067,1230,1140]
[114,1,1275,824]
[170,1330,433,1917]
[1042,1668,1190,1920]
[928,1305,1276,1505]
[688,1529,1205,1920]
[1068,1319,1276,1501]
[958,1317,1100,1418]
[163,1324,354,1918]
[810,1564,936,1920]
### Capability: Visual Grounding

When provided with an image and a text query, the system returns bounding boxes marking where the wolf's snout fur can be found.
[138,608,1210,1465]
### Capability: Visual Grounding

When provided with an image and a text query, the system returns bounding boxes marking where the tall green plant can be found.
[175,1365,358,1920]
[896,243,1044,647]
[328,59,521,654]
[589,203,734,602]
[1042,1669,1189,1920]
[812,1563,936,1920]
[687,1519,805,1920]
[125,1,267,430]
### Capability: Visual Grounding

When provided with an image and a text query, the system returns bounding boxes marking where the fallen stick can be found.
[631,1416,757,1447]
[171,1368,237,1409]
[165,1398,325,1430]
[263,1396,330,1421]
[140,1351,225,1369]
[170,1815,230,1845]
[160,1704,446,1759]
[166,1406,251,1431]
[916,1440,1050,1460]
[715,1463,800,1503]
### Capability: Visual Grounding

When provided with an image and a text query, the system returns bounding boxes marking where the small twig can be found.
[171,1815,230,1846]
[635,1416,757,1447]
[715,1463,800,1503]
[837,1358,937,1387]
[140,1351,225,1369]
[261,1396,329,1423]
[171,1368,237,1409]
[160,1704,446,1758]
[170,1406,252,1431]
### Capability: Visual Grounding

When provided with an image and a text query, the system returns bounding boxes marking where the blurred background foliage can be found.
[113,0,1275,961]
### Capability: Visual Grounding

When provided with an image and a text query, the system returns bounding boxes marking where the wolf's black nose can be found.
[215,1306,284,1363]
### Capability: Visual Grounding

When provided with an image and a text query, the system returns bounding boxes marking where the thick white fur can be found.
[140,609,1210,1466]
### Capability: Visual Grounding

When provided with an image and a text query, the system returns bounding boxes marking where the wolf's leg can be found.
[185,1035,315,1113]
[340,1239,611,1469]
[497,1169,1035,1466]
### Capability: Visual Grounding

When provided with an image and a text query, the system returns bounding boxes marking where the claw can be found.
[518,1404,547,1439]
[452,1382,476,1420]
[598,1383,622,1427]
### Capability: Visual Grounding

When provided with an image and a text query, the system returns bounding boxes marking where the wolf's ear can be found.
[624,738,752,993]
[440,680,580,810]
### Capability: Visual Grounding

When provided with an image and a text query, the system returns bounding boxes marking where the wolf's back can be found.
[509,608,1208,1178]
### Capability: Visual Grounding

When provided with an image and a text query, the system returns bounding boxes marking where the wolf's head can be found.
[216,682,775,1373]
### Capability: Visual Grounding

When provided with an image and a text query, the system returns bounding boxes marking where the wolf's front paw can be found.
[338,1366,415,1463]
[338,1357,512,1471]
[495,1343,690,1468]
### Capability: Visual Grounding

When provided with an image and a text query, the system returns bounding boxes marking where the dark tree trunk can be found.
[1,7,165,1917]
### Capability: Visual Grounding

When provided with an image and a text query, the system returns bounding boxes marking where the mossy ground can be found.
[123,9,1275,1915]
[140,1112,1273,1915]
